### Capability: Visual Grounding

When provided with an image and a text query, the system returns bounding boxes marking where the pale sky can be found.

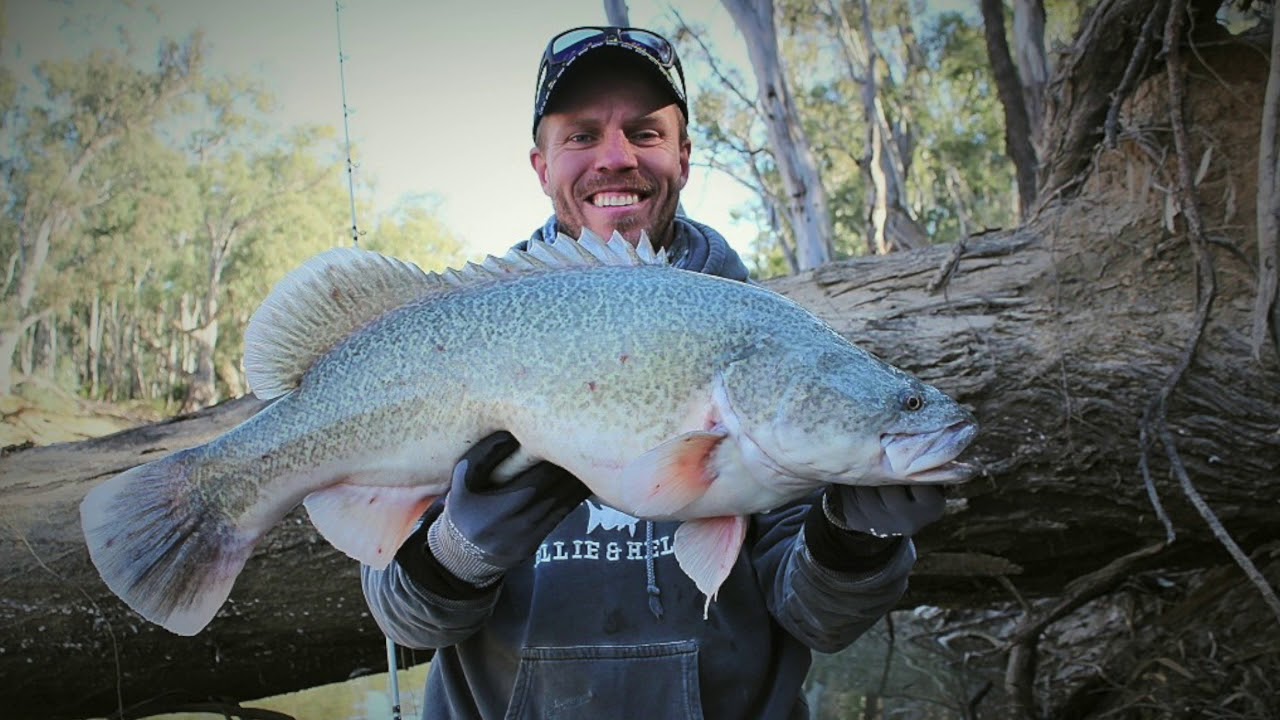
[5,0,757,260]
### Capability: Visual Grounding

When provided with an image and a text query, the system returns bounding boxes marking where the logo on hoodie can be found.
[533,501,674,567]
[585,501,639,536]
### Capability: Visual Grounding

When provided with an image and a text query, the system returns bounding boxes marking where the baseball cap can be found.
[532,26,688,140]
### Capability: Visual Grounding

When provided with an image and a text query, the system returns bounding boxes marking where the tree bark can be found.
[723,0,835,269]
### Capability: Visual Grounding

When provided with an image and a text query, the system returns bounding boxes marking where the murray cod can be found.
[81,230,978,636]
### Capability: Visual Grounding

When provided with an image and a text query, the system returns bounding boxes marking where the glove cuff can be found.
[428,510,505,588]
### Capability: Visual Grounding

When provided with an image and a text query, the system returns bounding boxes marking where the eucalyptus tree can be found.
[0,33,205,395]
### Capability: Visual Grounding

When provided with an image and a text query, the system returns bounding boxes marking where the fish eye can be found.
[901,392,925,412]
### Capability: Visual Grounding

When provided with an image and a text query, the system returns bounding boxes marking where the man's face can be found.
[530,62,690,249]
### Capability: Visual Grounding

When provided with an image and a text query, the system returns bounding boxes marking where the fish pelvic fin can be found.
[244,248,440,399]
[673,515,748,618]
[245,231,666,400]
[80,454,255,636]
[620,430,727,517]
[302,483,439,568]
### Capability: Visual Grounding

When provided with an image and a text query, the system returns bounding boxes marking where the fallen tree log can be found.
[3,204,1277,717]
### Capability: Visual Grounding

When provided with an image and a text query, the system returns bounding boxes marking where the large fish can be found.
[81,231,977,636]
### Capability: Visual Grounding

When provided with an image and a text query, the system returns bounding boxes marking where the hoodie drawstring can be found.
[644,521,664,620]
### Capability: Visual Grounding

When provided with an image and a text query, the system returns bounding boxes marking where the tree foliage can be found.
[674,0,1021,278]
[0,14,465,411]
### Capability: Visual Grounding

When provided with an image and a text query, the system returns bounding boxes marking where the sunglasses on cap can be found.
[533,26,688,139]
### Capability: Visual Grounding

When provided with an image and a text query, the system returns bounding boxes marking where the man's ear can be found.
[677,136,692,190]
[530,145,552,197]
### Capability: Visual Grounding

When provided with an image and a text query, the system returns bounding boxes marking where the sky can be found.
[5,0,758,260]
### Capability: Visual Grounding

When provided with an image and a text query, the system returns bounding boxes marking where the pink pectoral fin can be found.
[620,430,727,517]
[303,484,438,568]
[673,515,748,616]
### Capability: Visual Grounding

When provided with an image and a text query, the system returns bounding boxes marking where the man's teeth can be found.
[592,193,640,207]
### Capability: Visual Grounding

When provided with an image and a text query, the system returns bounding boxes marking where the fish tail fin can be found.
[80,453,253,636]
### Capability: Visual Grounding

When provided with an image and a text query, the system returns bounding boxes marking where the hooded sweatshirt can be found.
[361,218,916,719]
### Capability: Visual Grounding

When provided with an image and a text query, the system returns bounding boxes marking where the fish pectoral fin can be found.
[673,515,748,617]
[620,430,727,516]
[303,484,439,568]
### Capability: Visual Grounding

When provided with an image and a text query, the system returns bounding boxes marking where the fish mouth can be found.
[881,421,979,484]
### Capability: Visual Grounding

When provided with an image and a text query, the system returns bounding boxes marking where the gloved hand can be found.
[427,431,591,588]
[822,485,946,539]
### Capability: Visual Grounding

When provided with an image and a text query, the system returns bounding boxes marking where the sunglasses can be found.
[534,26,687,127]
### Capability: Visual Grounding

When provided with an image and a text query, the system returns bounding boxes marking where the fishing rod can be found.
[335,0,362,248]
[334,4,401,720]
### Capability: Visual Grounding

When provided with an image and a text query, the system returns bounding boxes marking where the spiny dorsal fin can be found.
[244,247,440,399]
[244,231,668,398]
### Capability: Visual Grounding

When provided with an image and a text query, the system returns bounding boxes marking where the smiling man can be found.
[524,26,750,278]
[530,39,690,250]
[361,26,946,720]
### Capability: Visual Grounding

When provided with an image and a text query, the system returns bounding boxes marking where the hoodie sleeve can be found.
[749,495,915,653]
[360,504,501,649]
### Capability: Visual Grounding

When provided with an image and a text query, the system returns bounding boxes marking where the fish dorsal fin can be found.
[244,247,442,399]
[245,231,668,399]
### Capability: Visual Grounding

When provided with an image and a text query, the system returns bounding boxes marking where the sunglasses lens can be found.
[550,28,606,61]
[621,30,673,65]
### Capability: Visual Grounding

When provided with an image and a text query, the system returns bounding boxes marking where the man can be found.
[362,26,945,719]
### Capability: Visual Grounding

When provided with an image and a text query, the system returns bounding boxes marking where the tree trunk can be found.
[723,0,834,269]
[1013,0,1049,148]
[603,0,629,26]
[981,0,1039,217]
[846,0,927,255]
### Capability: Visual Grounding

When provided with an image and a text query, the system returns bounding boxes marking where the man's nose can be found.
[595,130,639,172]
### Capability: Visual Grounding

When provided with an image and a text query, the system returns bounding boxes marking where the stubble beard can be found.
[554,192,680,251]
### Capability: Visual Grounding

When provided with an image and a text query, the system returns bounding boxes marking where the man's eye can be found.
[568,133,594,144]
[632,130,660,142]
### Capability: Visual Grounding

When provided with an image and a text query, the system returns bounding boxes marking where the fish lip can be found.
[881,420,978,482]
[902,459,977,484]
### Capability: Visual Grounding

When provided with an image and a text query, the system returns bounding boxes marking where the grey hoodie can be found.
[361,219,915,719]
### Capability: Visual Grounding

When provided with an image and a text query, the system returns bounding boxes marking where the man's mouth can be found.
[590,192,641,208]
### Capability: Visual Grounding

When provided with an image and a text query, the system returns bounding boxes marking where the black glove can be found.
[425,431,591,588]
[823,485,946,538]
[804,485,945,573]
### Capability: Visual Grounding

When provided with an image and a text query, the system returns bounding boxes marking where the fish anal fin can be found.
[673,515,748,617]
[621,430,727,517]
[303,483,439,568]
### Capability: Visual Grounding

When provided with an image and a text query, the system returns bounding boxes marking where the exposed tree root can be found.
[1152,0,1280,625]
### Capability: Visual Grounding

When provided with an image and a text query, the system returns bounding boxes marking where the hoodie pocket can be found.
[504,640,703,720]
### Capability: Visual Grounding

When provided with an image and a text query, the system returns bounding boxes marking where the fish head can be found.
[718,341,978,487]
